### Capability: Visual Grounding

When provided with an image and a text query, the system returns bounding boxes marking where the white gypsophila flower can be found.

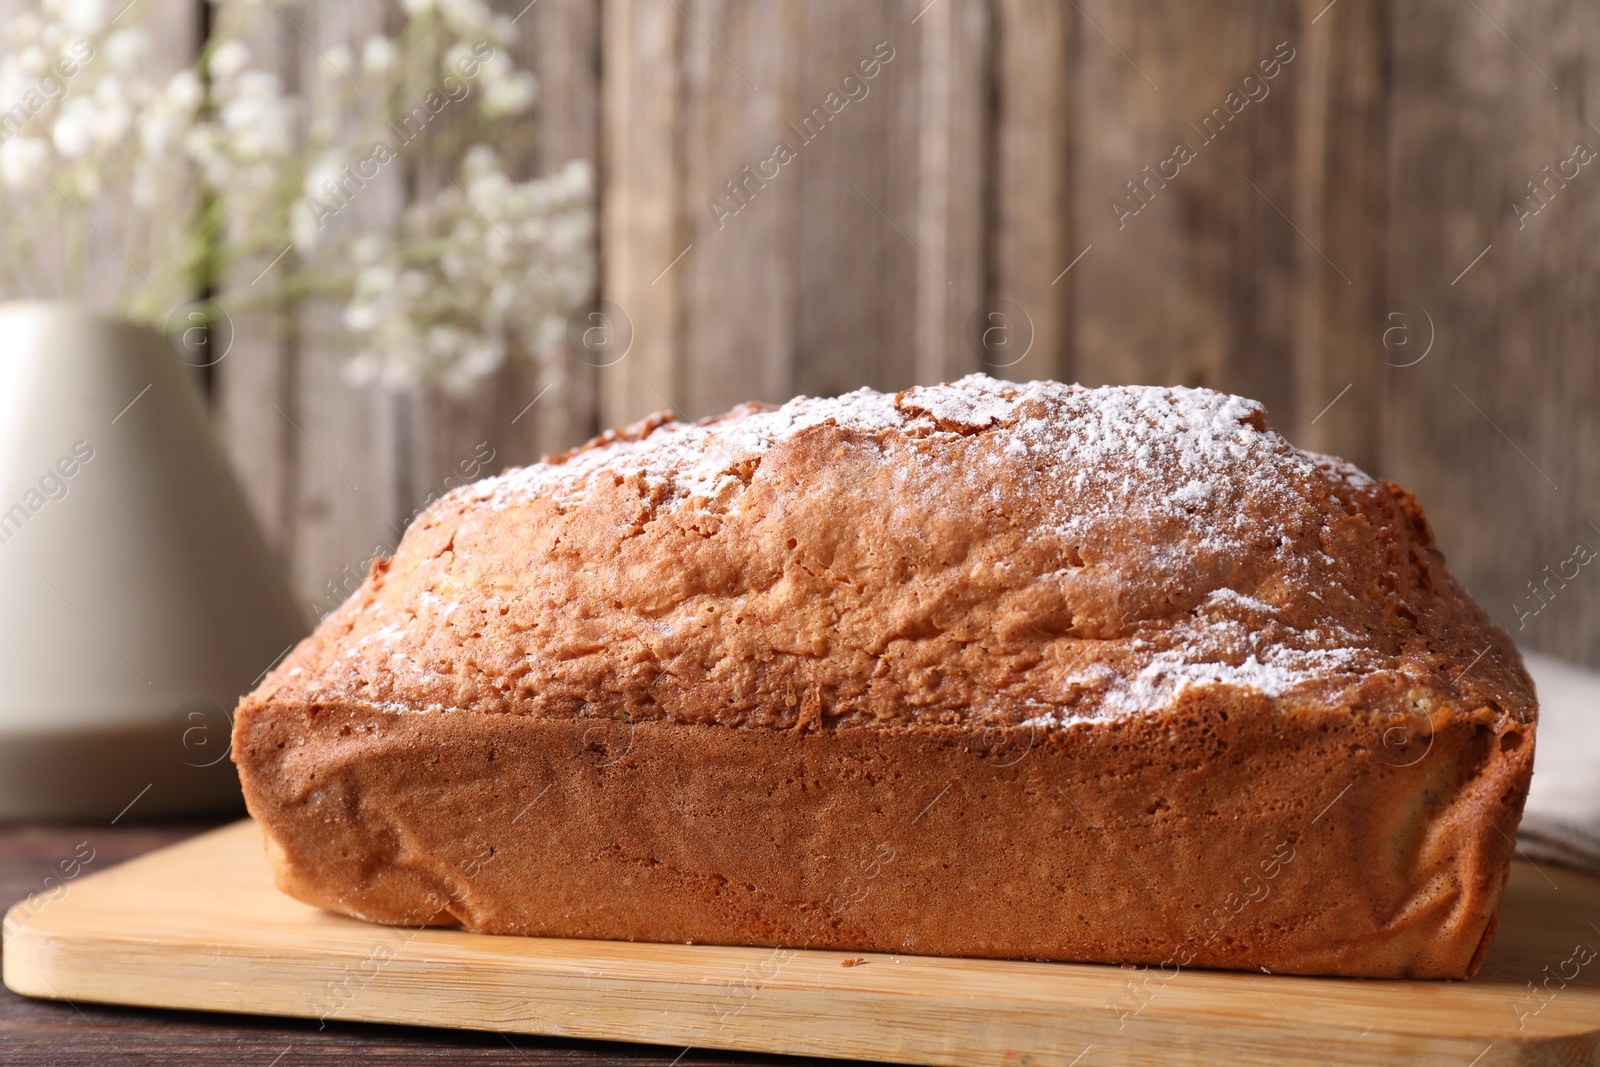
[557,157,593,196]
[17,44,48,76]
[337,147,594,393]
[474,47,510,84]
[342,350,381,386]
[51,95,96,158]
[442,41,474,76]
[289,198,319,252]
[348,232,384,263]
[0,136,50,189]
[209,39,250,80]
[165,68,203,111]
[342,302,380,332]
[181,123,225,184]
[465,168,510,211]
[91,96,132,146]
[301,156,342,202]
[50,0,107,35]
[436,0,493,38]
[8,13,42,45]
[131,141,187,207]
[0,70,30,105]
[103,27,146,72]
[220,72,294,160]
[361,36,395,77]
[480,69,535,117]
[90,78,135,144]
[0,2,286,315]
[140,97,192,156]
[177,45,300,254]
[0,0,594,371]
[460,142,495,174]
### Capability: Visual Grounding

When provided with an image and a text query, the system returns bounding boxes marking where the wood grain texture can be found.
[401,0,603,530]
[207,0,603,617]
[600,0,686,427]
[990,0,1073,382]
[210,5,300,562]
[284,3,407,624]
[0,822,852,1065]
[524,0,604,457]
[911,0,988,386]
[1383,0,1600,665]
[1068,0,1303,418]
[602,0,991,422]
[674,0,799,418]
[788,1,920,401]
[6,820,1600,1067]
[1283,0,1388,474]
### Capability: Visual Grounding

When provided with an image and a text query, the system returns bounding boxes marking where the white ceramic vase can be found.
[0,302,308,821]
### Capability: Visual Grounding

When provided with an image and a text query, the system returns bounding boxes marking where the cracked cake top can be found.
[248,374,1532,731]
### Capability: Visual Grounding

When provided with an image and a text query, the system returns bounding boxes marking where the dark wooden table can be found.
[0,821,870,1066]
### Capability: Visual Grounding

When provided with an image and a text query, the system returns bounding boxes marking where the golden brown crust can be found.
[233,375,1536,978]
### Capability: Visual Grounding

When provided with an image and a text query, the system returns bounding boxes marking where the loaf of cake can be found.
[233,374,1535,979]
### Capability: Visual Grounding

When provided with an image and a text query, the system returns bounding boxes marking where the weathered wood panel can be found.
[787,2,923,402]
[1061,0,1389,467]
[911,0,989,386]
[211,3,300,568]
[281,1,407,620]
[209,0,603,614]
[522,0,603,455]
[600,0,1386,448]
[1068,2,1311,424]
[602,0,990,424]
[599,0,684,427]
[990,0,1074,382]
[674,0,803,418]
[1384,0,1600,663]
[1284,0,1388,474]
[401,0,603,554]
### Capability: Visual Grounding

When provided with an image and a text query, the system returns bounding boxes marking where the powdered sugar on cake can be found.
[468,374,1301,519]
[439,374,1399,721]
[466,385,907,509]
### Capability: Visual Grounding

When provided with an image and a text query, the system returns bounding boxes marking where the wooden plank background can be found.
[4,0,1597,668]
[209,0,602,621]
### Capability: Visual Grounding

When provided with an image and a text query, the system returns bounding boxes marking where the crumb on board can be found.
[840,957,868,967]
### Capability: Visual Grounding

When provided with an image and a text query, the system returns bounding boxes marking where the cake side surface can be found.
[234,693,1530,978]
[233,374,1536,979]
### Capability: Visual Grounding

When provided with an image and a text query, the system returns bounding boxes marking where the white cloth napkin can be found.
[1519,651,1600,875]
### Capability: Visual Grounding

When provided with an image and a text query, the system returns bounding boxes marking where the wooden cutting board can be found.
[5,820,1599,1066]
